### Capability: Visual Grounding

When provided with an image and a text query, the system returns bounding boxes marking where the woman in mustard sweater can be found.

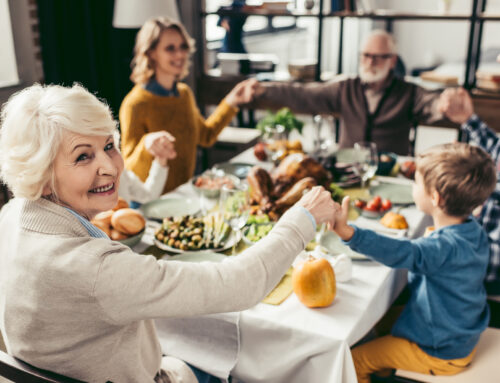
[120,16,256,193]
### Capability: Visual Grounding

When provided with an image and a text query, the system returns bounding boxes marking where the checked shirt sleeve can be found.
[462,114,500,162]
[462,115,500,292]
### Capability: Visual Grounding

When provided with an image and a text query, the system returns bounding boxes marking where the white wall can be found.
[382,0,500,72]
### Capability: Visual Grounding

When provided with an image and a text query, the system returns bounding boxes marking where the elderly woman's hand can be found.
[144,131,177,167]
[225,78,260,108]
[296,186,335,228]
[438,87,474,125]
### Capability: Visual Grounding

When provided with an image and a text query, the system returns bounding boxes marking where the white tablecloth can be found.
[140,148,431,383]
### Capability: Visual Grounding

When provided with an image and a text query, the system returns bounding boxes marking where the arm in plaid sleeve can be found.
[462,114,500,161]
[463,115,500,294]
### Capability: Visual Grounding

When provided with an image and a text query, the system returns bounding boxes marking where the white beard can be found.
[359,64,391,84]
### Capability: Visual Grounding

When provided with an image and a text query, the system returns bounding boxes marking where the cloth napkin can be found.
[155,312,240,380]
[262,267,294,305]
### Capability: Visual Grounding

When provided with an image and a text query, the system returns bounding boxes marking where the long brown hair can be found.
[130,16,196,85]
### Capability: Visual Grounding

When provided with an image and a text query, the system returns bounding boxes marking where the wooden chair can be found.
[0,350,84,383]
[393,327,500,382]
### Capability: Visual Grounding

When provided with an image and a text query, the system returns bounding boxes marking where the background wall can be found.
[381,0,500,73]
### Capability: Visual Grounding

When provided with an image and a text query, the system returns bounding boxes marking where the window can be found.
[0,0,19,87]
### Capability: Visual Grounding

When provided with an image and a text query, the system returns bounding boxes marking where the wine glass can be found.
[219,183,250,254]
[262,124,287,163]
[353,141,378,188]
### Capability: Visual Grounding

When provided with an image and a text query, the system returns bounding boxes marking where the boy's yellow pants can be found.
[352,335,476,383]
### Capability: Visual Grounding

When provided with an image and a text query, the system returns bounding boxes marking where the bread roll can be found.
[92,210,113,225]
[111,208,145,235]
[91,220,111,237]
[113,197,129,211]
[110,228,128,240]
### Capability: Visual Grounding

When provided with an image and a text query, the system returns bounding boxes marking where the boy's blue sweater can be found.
[344,217,490,359]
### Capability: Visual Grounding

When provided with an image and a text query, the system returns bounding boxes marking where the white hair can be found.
[0,83,118,200]
[362,29,397,54]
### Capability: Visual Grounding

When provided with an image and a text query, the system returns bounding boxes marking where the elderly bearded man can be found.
[251,30,445,155]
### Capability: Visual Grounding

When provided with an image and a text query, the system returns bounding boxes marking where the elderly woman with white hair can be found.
[0,83,335,382]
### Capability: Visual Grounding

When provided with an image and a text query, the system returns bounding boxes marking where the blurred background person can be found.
[120,16,257,193]
[218,0,248,54]
[250,30,445,155]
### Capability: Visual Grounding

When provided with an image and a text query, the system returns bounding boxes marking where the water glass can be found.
[353,141,378,188]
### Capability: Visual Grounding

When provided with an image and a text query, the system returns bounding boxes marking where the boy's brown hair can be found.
[417,142,496,217]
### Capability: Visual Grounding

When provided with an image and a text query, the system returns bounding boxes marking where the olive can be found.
[156,233,164,241]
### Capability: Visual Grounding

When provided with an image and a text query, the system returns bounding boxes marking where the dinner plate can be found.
[117,229,145,248]
[213,162,254,179]
[153,230,239,255]
[369,182,414,205]
[140,197,201,221]
[319,231,369,260]
[164,251,227,263]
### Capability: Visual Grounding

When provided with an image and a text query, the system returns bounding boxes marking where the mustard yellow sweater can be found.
[119,83,238,193]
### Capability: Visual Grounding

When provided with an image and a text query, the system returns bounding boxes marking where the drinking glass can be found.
[353,141,378,188]
[219,183,250,254]
[262,124,287,163]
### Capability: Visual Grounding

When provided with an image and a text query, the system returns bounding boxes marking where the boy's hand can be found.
[332,196,355,241]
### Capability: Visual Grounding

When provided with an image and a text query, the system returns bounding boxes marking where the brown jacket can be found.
[256,74,444,155]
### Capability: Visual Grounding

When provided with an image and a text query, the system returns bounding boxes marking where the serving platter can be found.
[140,197,201,221]
[163,251,227,263]
[369,183,414,205]
[213,162,254,179]
[153,232,238,254]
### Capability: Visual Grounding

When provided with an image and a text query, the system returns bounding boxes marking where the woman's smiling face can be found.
[149,28,189,79]
[48,132,124,220]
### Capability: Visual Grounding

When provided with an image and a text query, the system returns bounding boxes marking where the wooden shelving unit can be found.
[197,0,500,131]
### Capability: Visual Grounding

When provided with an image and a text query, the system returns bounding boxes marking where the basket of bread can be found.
[91,197,146,247]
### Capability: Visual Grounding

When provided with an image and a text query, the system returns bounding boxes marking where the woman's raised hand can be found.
[295,186,335,228]
[225,78,260,108]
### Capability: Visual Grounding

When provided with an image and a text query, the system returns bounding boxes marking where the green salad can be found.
[243,214,274,243]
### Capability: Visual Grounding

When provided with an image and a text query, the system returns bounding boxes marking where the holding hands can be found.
[144,131,177,167]
[438,87,474,125]
[225,78,260,108]
[296,186,336,228]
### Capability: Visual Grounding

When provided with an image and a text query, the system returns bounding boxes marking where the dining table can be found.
[132,147,432,383]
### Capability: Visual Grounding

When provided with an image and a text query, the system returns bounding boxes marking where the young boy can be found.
[331,142,496,383]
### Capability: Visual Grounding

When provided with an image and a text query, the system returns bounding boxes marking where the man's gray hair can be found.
[362,29,397,54]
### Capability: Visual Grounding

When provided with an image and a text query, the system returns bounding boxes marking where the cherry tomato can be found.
[365,200,379,211]
[354,199,366,209]
[381,199,392,211]
[370,195,382,209]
